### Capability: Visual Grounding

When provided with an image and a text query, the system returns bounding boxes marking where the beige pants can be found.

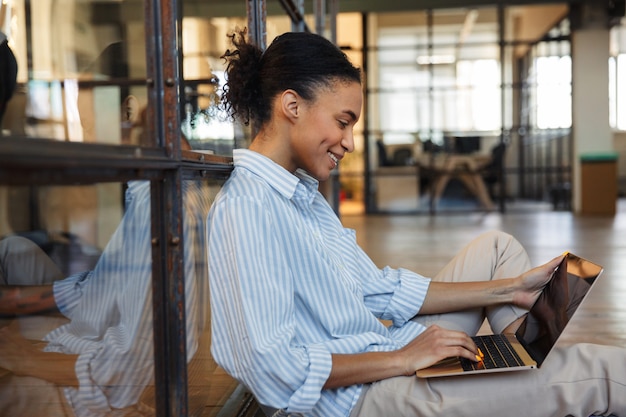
[351,231,626,417]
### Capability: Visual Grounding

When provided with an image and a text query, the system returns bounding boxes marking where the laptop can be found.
[416,252,603,378]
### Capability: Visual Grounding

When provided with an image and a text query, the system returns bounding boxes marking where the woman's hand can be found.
[326,324,480,387]
[511,254,565,310]
[398,325,479,375]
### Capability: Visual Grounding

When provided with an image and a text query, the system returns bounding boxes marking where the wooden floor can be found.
[342,199,626,347]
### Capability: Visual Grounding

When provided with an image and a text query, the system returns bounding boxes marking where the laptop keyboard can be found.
[460,334,525,371]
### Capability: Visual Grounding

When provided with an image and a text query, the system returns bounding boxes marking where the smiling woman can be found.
[206,28,626,417]
[280,79,361,179]
[219,29,362,181]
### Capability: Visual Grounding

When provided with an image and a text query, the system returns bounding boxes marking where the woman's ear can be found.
[280,89,300,121]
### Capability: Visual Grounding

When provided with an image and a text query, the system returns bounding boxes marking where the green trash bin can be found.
[580,152,618,215]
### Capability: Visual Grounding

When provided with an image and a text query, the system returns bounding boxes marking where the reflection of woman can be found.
[0,180,212,416]
[207,29,626,417]
[0,31,16,231]
[0,30,18,127]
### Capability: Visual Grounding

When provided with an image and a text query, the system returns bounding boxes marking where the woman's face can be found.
[290,80,362,181]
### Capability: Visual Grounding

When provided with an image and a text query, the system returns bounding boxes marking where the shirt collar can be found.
[233,149,319,204]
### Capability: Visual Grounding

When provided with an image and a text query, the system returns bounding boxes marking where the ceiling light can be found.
[416,55,456,65]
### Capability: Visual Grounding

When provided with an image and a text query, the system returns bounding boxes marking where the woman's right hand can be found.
[398,325,479,375]
[326,325,480,388]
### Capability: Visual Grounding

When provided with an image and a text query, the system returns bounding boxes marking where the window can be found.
[456,59,501,131]
[534,55,572,129]
[376,8,502,145]
[610,22,626,130]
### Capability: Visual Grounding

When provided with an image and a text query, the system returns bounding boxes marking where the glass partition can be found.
[363,4,571,214]
[1,0,150,145]
[0,178,224,415]
[178,11,335,156]
[1,0,338,415]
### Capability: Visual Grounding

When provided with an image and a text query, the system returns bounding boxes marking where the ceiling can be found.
[180,0,572,53]
[182,0,584,18]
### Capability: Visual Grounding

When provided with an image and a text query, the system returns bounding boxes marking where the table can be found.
[417,153,495,211]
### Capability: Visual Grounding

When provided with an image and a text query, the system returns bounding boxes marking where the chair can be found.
[480,142,507,199]
[419,143,502,212]
[375,139,391,167]
[391,147,414,166]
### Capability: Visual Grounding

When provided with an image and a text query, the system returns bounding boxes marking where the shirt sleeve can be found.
[52,271,93,318]
[339,233,431,328]
[363,264,431,327]
[208,194,333,413]
[44,181,212,416]
[45,183,155,414]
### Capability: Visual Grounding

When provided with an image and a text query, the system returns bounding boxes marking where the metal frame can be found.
[278,0,310,32]
[0,1,332,416]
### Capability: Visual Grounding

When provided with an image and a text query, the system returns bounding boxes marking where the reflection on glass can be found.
[182,72,239,156]
[1,0,148,145]
[0,179,221,416]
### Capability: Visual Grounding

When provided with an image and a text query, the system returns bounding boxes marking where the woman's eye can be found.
[338,120,348,129]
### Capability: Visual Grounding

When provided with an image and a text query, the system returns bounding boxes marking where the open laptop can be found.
[416,252,604,378]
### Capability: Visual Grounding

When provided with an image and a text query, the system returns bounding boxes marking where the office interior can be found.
[0,0,625,416]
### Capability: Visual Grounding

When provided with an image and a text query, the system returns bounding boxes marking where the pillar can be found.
[571,3,616,214]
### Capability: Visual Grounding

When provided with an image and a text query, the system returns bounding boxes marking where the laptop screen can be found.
[514,253,604,366]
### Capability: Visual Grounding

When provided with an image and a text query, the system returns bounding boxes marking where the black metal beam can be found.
[278,0,311,31]
[179,0,586,18]
[148,0,189,414]
[0,138,232,185]
[247,0,267,49]
[150,170,188,417]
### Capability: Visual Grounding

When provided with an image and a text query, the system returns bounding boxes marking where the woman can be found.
[207,29,625,417]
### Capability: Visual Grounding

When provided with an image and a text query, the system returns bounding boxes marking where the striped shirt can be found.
[208,150,431,416]
[44,180,214,416]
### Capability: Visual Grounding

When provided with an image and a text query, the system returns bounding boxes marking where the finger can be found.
[545,253,566,271]
[436,328,479,355]
[447,344,483,363]
[423,326,481,360]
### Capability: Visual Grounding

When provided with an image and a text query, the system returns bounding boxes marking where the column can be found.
[571,3,617,214]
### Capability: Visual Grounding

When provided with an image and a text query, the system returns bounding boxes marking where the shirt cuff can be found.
[287,344,332,413]
[386,269,431,327]
[53,271,92,317]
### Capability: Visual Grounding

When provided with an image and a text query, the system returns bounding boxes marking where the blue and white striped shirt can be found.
[208,150,431,416]
[44,180,214,416]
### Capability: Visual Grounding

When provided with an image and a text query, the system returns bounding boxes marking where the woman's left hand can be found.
[512,254,565,309]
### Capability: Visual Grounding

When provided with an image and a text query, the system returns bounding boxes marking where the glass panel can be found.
[374,7,502,142]
[180,13,246,156]
[0,178,224,415]
[0,0,149,145]
[177,8,366,159]
[179,4,325,157]
[366,4,575,213]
